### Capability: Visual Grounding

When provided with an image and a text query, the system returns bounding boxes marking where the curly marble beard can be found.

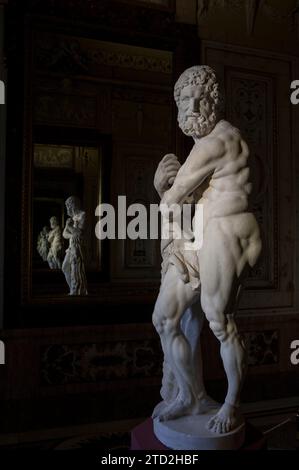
[178,106,218,138]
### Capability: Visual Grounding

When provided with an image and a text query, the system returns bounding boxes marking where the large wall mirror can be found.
[18,21,173,314]
[32,141,102,295]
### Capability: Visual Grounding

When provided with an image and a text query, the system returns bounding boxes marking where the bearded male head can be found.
[174,65,222,139]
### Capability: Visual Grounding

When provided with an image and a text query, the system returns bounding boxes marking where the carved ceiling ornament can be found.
[27,0,177,37]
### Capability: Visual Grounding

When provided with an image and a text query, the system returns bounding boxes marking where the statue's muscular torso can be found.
[163,120,250,208]
[190,120,252,219]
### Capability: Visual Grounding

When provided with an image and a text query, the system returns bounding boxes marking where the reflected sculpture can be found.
[47,216,64,269]
[37,226,50,262]
[152,65,262,448]
[62,196,88,296]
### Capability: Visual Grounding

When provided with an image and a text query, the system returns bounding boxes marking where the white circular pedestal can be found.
[153,410,245,450]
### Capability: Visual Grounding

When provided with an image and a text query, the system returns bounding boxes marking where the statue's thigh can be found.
[62,251,71,269]
[199,224,239,318]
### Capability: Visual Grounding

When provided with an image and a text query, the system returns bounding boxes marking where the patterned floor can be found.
[0,418,297,450]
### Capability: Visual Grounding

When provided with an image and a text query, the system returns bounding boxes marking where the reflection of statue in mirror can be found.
[152,65,262,446]
[47,216,64,269]
[62,196,88,296]
[37,226,50,262]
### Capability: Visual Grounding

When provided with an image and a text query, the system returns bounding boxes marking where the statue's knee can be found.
[152,310,177,336]
[152,311,165,335]
[209,320,229,342]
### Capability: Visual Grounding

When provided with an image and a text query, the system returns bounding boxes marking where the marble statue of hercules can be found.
[152,65,262,434]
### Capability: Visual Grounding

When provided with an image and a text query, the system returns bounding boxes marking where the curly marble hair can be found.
[65,195,81,210]
[174,65,222,113]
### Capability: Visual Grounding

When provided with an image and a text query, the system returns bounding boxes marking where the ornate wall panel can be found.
[1,317,298,404]
[111,88,172,145]
[226,71,275,287]
[34,75,112,132]
[244,330,279,366]
[111,144,164,279]
[34,92,98,129]
[41,339,162,386]
[110,85,172,279]
[202,41,296,314]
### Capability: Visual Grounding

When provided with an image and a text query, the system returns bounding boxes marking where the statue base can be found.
[153,410,245,450]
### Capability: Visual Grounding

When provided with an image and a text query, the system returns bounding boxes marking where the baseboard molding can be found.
[241,396,299,429]
[0,396,298,447]
[0,417,142,447]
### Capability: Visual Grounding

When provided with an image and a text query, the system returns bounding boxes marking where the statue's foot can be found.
[153,394,219,421]
[206,402,241,434]
[157,394,200,422]
[152,400,168,419]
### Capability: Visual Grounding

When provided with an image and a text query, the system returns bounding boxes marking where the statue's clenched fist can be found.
[154,154,181,198]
